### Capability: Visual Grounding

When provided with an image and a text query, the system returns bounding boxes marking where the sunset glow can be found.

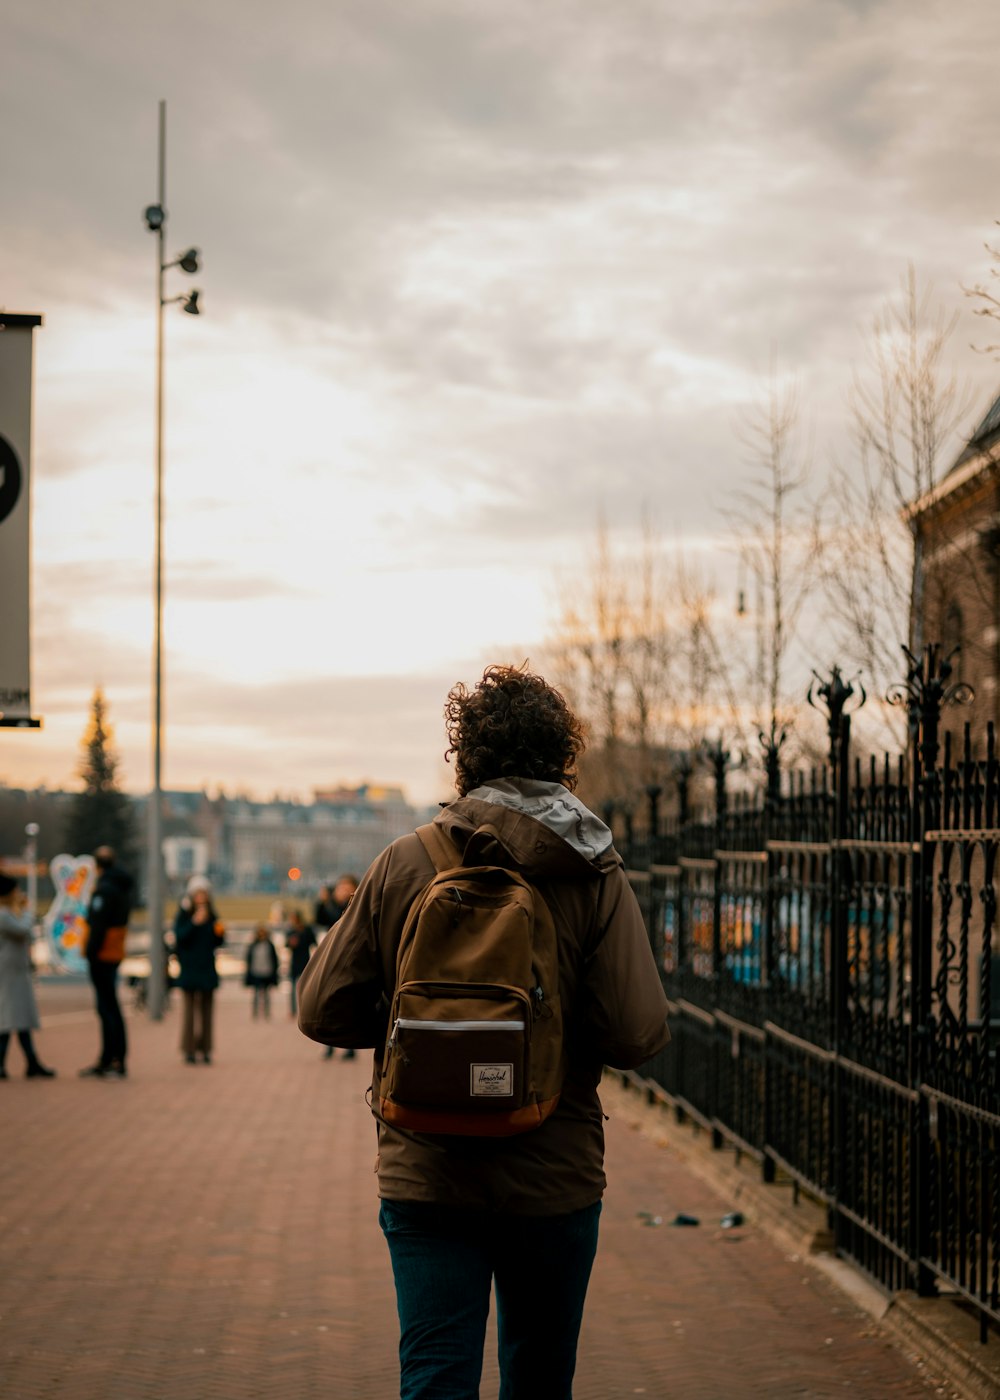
[5,0,1000,803]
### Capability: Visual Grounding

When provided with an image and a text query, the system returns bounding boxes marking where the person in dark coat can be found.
[313,885,336,933]
[319,874,359,1059]
[173,877,225,1064]
[244,924,279,1019]
[79,846,133,1079]
[284,909,316,1017]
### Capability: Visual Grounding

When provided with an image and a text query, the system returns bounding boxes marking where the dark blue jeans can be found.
[379,1198,601,1400]
[89,960,126,1066]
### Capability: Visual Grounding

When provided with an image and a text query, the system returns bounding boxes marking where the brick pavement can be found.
[1,982,950,1399]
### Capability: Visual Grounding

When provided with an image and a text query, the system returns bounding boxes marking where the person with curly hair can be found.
[298,663,669,1399]
[442,663,586,796]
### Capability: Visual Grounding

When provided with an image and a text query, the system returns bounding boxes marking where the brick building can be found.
[908,391,1000,744]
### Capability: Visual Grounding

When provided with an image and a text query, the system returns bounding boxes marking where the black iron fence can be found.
[621,648,1000,1343]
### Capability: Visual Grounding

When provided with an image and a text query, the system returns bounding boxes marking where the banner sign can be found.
[0,313,43,728]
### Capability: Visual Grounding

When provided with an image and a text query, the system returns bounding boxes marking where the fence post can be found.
[760,730,780,1184]
[704,739,731,985]
[888,642,973,1298]
[807,666,864,1230]
[702,739,730,1150]
[646,784,662,847]
[830,710,851,1240]
[907,648,937,1299]
[622,804,635,867]
[674,755,692,827]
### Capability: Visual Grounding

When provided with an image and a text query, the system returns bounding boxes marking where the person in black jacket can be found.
[319,875,359,1059]
[285,909,316,1017]
[244,924,279,1019]
[79,846,133,1079]
[173,877,225,1064]
[313,885,337,932]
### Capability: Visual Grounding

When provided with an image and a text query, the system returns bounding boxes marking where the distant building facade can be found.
[908,392,1000,747]
[195,783,428,892]
[0,782,430,899]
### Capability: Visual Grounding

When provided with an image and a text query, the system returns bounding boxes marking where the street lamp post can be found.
[143,99,202,1020]
[24,822,39,927]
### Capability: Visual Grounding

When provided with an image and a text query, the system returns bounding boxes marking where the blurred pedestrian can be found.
[174,876,225,1064]
[313,884,336,932]
[0,873,55,1079]
[79,846,133,1079]
[330,875,359,929]
[245,924,279,1019]
[320,874,359,1059]
[285,909,316,1018]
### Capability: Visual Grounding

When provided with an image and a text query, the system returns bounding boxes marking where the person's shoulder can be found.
[384,830,436,879]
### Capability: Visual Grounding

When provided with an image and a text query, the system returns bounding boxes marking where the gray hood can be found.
[465,779,613,862]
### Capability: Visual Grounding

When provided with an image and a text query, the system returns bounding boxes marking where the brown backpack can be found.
[379,822,567,1137]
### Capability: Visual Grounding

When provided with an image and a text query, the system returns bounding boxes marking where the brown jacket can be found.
[297,793,669,1215]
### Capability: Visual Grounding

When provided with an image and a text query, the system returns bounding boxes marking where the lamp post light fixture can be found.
[144,99,203,1021]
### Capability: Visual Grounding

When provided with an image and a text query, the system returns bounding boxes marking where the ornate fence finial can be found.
[672,751,694,825]
[756,720,788,801]
[701,736,734,817]
[886,643,974,771]
[807,665,866,770]
[645,783,662,839]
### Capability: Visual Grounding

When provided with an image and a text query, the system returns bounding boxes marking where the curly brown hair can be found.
[443,664,586,796]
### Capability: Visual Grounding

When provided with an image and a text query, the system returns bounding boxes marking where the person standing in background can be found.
[173,877,225,1064]
[285,909,316,1018]
[0,873,55,1079]
[320,874,359,1060]
[313,884,336,933]
[245,924,280,1020]
[79,846,132,1079]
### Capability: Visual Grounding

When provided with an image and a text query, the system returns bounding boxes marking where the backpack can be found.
[378,822,567,1137]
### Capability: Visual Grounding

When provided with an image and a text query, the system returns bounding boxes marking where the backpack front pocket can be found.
[384,985,529,1113]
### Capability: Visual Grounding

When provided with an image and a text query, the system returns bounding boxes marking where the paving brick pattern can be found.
[1,983,945,1398]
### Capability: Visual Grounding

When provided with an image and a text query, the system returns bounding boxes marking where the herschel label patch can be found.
[471,1063,514,1097]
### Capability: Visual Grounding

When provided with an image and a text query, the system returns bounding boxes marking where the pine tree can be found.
[63,689,137,868]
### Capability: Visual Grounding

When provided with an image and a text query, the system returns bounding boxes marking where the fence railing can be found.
[622,650,1000,1343]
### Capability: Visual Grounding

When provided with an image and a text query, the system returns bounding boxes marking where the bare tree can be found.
[549,517,630,768]
[730,366,819,773]
[670,553,743,750]
[619,516,675,764]
[549,516,679,808]
[823,266,972,744]
[548,517,737,814]
[965,224,1000,357]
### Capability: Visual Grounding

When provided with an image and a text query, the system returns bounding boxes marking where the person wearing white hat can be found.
[173,877,225,1064]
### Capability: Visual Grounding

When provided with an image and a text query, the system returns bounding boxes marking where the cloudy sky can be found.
[3,0,1000,806]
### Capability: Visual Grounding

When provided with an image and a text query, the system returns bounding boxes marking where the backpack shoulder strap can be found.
[415,822,463,874]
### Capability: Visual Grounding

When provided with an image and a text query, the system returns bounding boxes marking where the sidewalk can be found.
[2,983,948,1399]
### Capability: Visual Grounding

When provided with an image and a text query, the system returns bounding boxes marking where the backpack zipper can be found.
[394,1017,525,1033]
[397,979,530,1002]
[387,1015,526,1049]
